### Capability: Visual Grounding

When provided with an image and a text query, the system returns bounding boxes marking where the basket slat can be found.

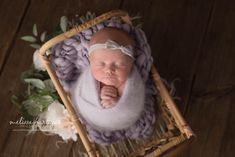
[151,66,194,139]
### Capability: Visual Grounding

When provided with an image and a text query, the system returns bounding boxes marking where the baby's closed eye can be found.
[114,62,128,68]
[95,62,105,67]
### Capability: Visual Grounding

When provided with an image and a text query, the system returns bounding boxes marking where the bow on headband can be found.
[88,40,134,59]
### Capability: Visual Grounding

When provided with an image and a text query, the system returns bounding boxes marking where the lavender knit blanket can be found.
[50,17,157,144]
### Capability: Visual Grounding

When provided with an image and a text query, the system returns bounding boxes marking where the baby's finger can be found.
[101,89,117,97]
[100,94,115,100]
[102,86,118,93]
[102,87,114,94]
[101,100,115,109]
[102,88,117,96]
[103,91,117,98]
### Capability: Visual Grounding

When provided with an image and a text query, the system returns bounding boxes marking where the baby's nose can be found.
[105,65,115,73]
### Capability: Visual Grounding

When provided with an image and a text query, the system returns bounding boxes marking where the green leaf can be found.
[50,92,60,101]
[22,99,40,116]
[40,31,47,42]
[60,16,68,32]
[30,44,41,49]
[24,78,45,89]
[23,95,54,116]
[21,68,48,81]
[32,24,38,36]
[11,95,21,109]
[43,79,56,92]
[39,95,54,107]
[21,36,37,43]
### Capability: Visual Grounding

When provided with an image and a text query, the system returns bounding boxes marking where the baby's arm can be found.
[100,85,119,108]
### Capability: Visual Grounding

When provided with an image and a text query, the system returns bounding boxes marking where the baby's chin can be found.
[101,80,117,86]
[99,78,121,87]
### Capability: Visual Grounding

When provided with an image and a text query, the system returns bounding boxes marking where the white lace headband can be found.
[88,40,134,59]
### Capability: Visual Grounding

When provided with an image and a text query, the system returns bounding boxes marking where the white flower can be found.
[35,101,78,141]
[33,50,46,71]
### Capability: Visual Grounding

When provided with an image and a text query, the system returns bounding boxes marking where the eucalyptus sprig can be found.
[20,15,71,49]
[21,24,47,49]
[11,67,60,120]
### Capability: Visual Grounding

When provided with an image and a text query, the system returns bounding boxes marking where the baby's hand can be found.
[100,85,119,108]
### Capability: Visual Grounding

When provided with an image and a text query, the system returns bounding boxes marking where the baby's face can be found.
[89,49,133,88]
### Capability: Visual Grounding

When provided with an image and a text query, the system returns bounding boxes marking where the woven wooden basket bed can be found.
[39,10,195,157]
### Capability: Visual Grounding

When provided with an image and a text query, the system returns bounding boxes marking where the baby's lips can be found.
[102,77,117,83]
[103,76,116,80]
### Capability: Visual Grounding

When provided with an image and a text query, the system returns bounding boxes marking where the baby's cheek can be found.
[117,69,130,82]
[91,68,103,81]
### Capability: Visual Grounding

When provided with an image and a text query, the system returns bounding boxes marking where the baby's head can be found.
[88,27,135,88]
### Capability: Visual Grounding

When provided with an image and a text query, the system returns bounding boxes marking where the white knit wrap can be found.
[71,66,145,131]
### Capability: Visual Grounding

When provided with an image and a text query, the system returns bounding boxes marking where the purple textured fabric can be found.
[50,17,157,144]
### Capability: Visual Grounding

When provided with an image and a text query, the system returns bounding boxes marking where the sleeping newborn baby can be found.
[72,27,146,132]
